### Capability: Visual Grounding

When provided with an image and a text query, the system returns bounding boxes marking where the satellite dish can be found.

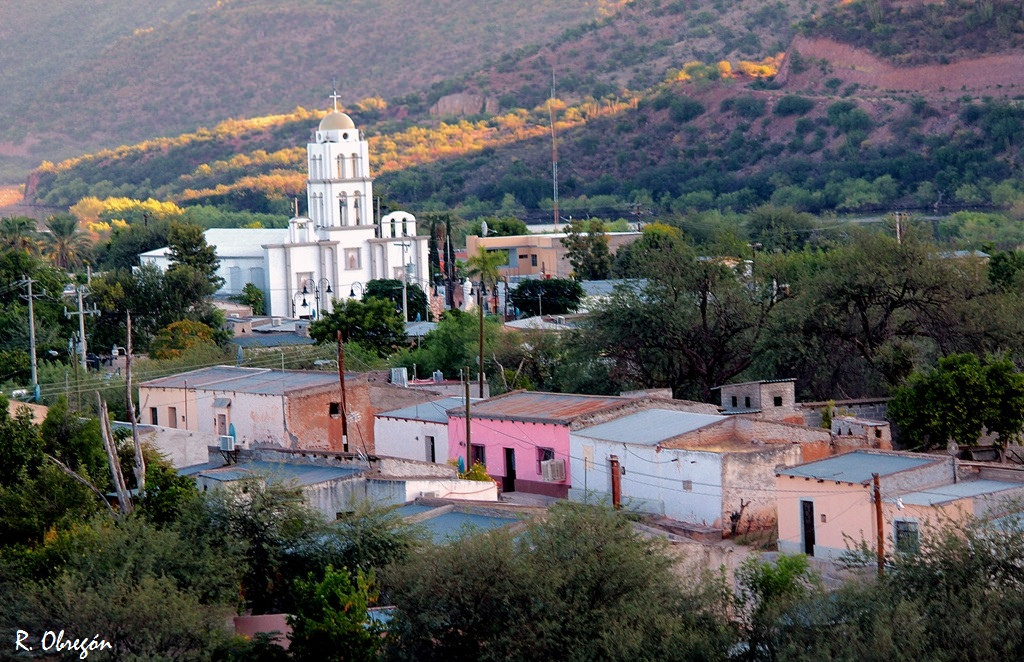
[481,220,489,237]
[946,440,959,457]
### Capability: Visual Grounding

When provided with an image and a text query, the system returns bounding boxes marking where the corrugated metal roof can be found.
[897,479,1023,507]
[778,451,939,484]
[449,391,626,424]
[574,409,725,445]
[376,397,481,424]
[191,460,363,486]
[141,366,340,395]
[231,333,316,348]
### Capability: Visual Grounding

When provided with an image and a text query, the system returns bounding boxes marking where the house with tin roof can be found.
[139,365,445,456]
[375,396,481,463]
[570,408,840,534]
[446,391,719,498]
[777,450,1024,560]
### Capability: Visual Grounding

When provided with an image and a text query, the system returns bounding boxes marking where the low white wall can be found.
[134,424,218,468]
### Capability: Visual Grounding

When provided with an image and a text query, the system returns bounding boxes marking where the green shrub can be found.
[774,95,814,116]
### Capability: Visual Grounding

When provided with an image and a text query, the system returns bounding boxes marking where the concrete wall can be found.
[569,435,725,525]
[721,445,802,533]
[776,475,877,559]
[832,416,892,450]
[374,417,449,463]
[134,424,217,468]
[801,398,890,429]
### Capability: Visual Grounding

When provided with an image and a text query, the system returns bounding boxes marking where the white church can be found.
[141,96,430,319]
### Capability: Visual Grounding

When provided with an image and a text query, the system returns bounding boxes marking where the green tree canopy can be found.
[287,566,383,661]
[42,214,92,270]
[561,218,611,280]
[888,353,1024,454]
[383,503,732,661]
[150,320,217,359]
[166,221,223,291]
[509,278,584,316]
[364,279,428,322]
[309,297,407,357]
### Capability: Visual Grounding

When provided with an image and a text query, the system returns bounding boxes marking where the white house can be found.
[374,396,480,463]
[141,95,429,318]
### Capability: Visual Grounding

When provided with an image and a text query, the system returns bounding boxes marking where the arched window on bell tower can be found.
[336,154,345,179]
[353,192,362,225]
[338,193,348,226]
[351,153,359,178]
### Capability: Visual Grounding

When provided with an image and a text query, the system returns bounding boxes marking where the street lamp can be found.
[291,291,309,317]
[311,277,333,318]
[348,282,364,299]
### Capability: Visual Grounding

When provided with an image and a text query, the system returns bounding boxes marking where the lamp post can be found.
[307,277,333,319]
[348,282,364,299]
[291,290,309,318]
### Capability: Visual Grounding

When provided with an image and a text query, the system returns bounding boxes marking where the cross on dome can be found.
[329,88,342,112]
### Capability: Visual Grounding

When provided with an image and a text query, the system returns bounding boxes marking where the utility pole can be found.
[398,241,411,323]
[464,366,472,473]
[873,472,885,578]
[478,285,485,398]
[609,455,622,509]
[125,312,145,492]
[18,275,41,402]
[337,330,349,453]
[64,285,98,370]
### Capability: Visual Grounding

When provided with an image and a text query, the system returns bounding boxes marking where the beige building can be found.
[466,231,641,279]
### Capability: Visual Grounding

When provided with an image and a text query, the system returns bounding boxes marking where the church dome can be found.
[319,111,356,131]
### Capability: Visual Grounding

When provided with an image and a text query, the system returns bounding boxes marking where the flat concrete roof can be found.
[778,451,939,485]
[140,228,288,259]
[574,409,725,445]
[897,479,1023,507]
[140,366,342,395]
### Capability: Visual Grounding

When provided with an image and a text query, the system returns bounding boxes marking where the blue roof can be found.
[376,397,480,424]
[574,409,725,445]
[778,451,939,484]
[187,460,364,486]
[898,479,1023,506]
[419,511,518,544]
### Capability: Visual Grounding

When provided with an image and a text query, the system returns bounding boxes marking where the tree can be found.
[231,282,266,315]
[508,278,584,316]
[745,205,816,253]
[465,246,508,312]
[288,566,384,662]
[166,221,223,291]
[42,214,92,270]
[468,216,529,237]
[0,216,38,253]
[394,309,500,379]
[888,353,1024,456]
[309,298,406,357]
[383,503,733,661]
[150,320,217,359]
[587,236,780,400]
[561,219,611,280]
[364,279,428,322]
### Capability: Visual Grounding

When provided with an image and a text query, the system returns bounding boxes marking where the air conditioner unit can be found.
[420,491,438,499]
[390,367,409,387]
[219,435,236,452]
[541,459,566,482]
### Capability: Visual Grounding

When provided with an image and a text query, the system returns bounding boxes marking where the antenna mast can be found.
[549,69,559,230]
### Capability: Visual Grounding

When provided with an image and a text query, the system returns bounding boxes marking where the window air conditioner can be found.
[541,459,566,482]
[219,435,236,452]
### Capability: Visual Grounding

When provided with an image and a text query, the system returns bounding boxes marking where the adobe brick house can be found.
[138,366,443,454]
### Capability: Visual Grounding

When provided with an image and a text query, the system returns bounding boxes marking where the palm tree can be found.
[465,246,507,313]
[43,214,92,270]
[0,216,39,253]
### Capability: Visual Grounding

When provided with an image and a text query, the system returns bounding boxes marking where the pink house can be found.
[777,450,1024,561]
[447,391,629,498]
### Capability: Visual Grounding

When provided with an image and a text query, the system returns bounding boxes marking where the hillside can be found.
[18,0,1024,222]
[0,0,610,181]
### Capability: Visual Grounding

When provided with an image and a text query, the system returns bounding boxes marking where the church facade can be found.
[141,100,429,319]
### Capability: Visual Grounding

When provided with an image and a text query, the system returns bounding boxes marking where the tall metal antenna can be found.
[549,68,559,230]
